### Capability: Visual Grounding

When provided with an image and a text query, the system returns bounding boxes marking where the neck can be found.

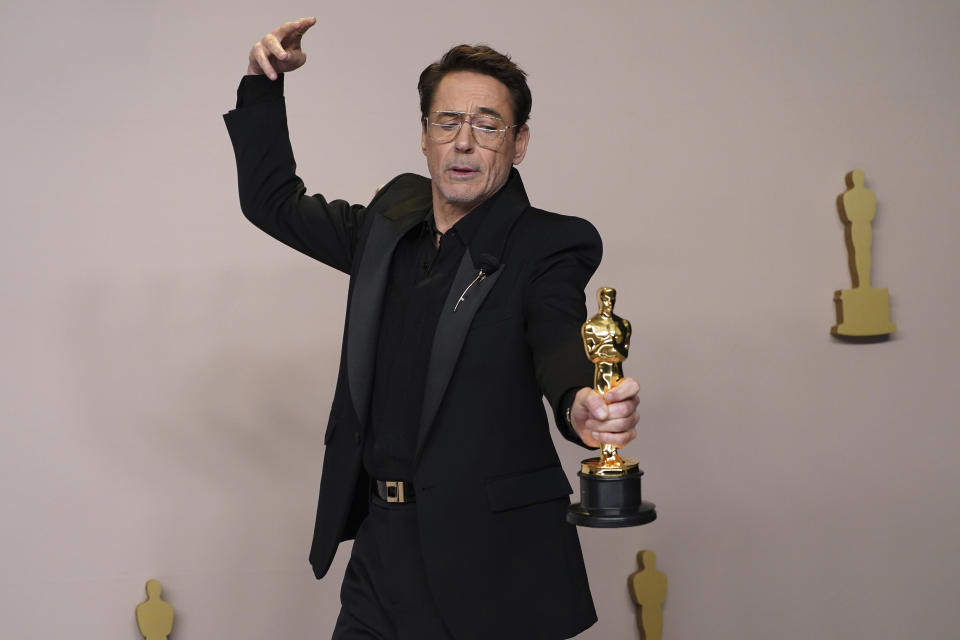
[432,197,478,234]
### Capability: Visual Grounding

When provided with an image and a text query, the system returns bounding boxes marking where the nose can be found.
[453,120,475,152]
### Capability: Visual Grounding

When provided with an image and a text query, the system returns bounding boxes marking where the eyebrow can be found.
[436,107,506,121]
[475,106,505,120]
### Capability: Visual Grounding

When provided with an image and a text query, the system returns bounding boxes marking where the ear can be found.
[511,124,530,165]
[420,120,428,156]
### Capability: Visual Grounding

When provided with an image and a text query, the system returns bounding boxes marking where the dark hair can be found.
[418,44,532,130]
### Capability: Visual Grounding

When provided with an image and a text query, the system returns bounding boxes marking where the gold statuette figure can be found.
[629,550,668,640]
[567,287,656,528]
[581,287,638,474]
[831,169,896,338]
[136,579,174,640]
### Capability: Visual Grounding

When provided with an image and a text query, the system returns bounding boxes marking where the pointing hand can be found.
[247,17,317,81]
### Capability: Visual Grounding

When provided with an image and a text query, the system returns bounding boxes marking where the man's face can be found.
[421,71,529,217]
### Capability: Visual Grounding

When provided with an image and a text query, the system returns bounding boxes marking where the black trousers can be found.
[332,496,455,639]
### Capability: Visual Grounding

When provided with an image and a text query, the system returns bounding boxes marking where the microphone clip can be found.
[453,254,501,312]
[453,269,488,312]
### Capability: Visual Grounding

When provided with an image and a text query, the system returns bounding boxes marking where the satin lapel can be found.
[416,248,503,456]
[347,214,421,428]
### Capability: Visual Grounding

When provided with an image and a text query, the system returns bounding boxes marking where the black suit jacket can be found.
[225,91,602,639]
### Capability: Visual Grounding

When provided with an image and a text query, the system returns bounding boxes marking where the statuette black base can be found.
[567,468,657,528]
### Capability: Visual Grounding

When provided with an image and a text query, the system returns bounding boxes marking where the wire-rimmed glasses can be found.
[424,110,519,150]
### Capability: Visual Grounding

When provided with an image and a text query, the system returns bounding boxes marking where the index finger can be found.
[273,16,317,41]
[604,377,640,403]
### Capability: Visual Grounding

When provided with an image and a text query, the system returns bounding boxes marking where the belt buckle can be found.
[385,480,405,503]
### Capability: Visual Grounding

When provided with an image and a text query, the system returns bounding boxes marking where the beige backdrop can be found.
[2,1,959,638]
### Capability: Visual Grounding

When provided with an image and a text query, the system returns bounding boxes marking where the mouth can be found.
[447,165,480,178]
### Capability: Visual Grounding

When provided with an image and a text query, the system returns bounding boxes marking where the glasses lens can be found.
[470,115,505,149]
[428,112,462,142]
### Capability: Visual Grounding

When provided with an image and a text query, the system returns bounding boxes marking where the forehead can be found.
[430,71,514,122]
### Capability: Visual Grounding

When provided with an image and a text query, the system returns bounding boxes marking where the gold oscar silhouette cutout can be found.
[567,287,656,527]
[136,579,174,640]
[581,287,637,473]
[629,550,667,640]
[832,169,896,338]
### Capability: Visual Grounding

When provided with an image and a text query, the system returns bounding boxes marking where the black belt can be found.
[374,479,416,503]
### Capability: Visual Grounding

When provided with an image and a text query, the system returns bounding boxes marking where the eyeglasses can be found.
[424,110,519,150]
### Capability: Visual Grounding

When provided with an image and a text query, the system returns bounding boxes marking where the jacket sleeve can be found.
[223,74,367,274]
[522,215,603,448]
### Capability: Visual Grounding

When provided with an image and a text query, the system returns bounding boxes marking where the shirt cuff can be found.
[236,73,284,109]
[559,387,580,440]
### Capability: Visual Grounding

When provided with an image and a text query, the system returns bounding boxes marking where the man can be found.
[224,17,642,639]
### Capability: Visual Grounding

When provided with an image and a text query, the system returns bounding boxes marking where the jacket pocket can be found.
[485,465,572,512]
[323,418,338,445]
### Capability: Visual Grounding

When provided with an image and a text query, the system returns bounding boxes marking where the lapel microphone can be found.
[454,253,501,312]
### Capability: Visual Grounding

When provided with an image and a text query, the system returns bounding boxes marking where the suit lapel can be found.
[347,189,428,429]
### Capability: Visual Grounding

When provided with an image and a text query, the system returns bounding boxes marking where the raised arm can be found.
[225,17,370,274]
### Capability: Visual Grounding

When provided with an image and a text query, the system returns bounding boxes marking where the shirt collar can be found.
[418,205,482,248]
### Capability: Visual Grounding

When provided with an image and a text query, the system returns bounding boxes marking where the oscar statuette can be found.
[567,287,657,528]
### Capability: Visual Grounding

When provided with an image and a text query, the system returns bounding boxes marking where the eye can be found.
[472,118,501,131]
